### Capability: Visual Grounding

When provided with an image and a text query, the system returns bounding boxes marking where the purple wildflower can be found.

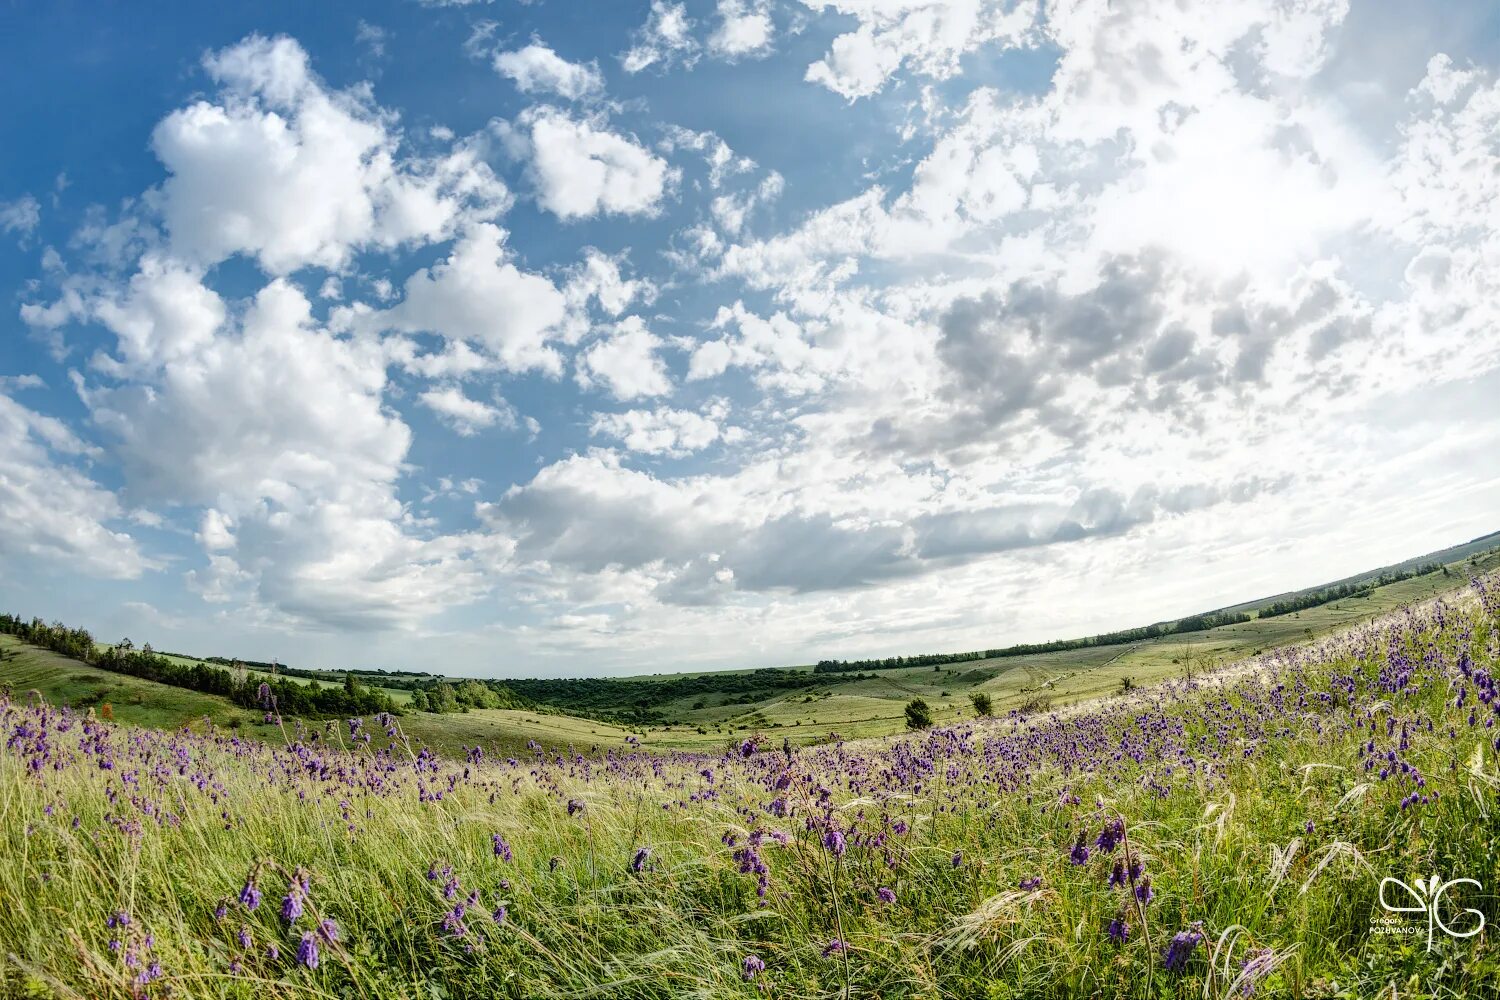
[1096,818,1124,853]
[823,828,847,858]
[239,880,262,911]
[876,886,897,904]
[743,954,765,979]
[492,905,507,925]
[1107,916,1130,944]
[1163,923,1205,973]
[821,939,847,958]
[492,833,512,862]
[1019,876,1043,891]
[630,847,650,872]
[297,932,319,969]
[281,889,304,923]
[1069,832,1091,865]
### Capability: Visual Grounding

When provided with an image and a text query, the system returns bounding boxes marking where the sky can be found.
[1,0,1498,678]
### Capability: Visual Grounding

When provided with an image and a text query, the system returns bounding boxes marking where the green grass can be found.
[0,636,261,732]
[10,552,1499,760]
[2,577,1498,997]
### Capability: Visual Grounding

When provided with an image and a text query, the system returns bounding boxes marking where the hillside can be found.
[3,570,1498,998]
[5,540,1498,757]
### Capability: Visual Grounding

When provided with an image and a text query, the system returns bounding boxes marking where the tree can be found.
[968,691,992,717]
[904,698,932,731]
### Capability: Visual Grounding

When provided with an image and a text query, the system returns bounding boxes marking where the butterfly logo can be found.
[1379,874,1486,952]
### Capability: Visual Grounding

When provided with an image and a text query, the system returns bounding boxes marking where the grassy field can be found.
[631,549,1500,750]
[7,549,1499,760]
[2,573,1498,998]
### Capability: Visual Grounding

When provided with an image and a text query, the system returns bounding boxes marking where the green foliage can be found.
[904,697,932,730]
[7,587,1500,997]
[0,614,398,719]
[968,691,993,716]
[505,669,841,725]
[412,678,530,714]
[1257,563,1441,618]
[813,611,1252,675]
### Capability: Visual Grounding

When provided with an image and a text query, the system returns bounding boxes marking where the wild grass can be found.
[1,578,1499,998]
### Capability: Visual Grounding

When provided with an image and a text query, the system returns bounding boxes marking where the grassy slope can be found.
[0,636,261,732]
[636,549,1500,750]
[7,549,1499,758]
[3,577,1498,998]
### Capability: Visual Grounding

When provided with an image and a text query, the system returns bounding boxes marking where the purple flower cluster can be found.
[1163,923,1206,973]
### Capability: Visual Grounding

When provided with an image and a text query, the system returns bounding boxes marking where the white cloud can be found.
[152,34,509,274]
[509,109,678,220]
[0,195,40,238]
[419,385,517,436]
[379,222,567,373]
[79,275,506,629]
[803,0,1038,99]
[494,42,605,100]
[709,0,775,59]
[590,404,732,456]
[0,392,149,579]
[576,316,673,400]
[621,1,700,74]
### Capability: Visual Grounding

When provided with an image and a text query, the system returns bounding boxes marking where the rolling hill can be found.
[4,534,1497,757]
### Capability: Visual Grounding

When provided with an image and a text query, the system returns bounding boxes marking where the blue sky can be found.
[2,0,1498,677]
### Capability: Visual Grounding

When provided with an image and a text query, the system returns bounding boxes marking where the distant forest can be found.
[1256,563,1443,618]
[502,668,843,726]
[812,560,1449,675]
[812,610,1252,674]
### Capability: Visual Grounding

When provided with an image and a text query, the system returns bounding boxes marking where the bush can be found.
[904,697,932,730]
[968,691,993,716]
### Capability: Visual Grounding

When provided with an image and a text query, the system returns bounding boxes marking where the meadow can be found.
[7,546,1497,759]
[2,572,1498,998]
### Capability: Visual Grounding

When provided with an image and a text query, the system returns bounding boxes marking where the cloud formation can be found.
[7,6,1500,674]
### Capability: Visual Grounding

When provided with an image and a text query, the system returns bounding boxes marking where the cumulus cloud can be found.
[575,316,673,400]
[589,404,735,456]
[152,34,509,274]
[504,108,677,220]
[0,392,149,579]
[80,275,501,630]
[419,385,517,436]
[709,0,775,59]
[803,0,1038,99]
[621,1,699,73]
[10,7,1500,671]
[379,223,568,373]
[494,42,604,100]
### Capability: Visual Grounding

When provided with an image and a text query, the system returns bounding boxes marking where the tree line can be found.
[812,610,1253,674]
[0,614,398,719]
[1256,563,1441,618]
[195,655,435,692]
[503,668,845,726]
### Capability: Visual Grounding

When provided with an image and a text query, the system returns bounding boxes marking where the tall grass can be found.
[2,579,1499,998]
